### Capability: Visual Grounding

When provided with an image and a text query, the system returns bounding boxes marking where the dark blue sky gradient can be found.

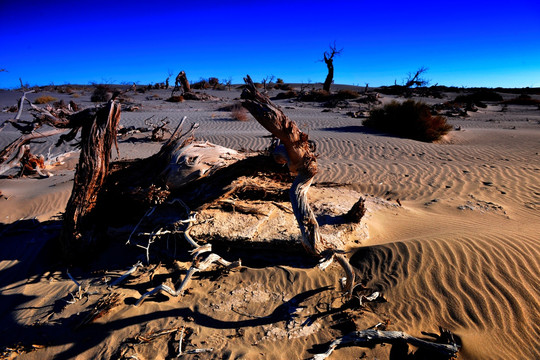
[1,0,539,88]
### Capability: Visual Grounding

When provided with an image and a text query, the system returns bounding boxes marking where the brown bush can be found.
[34,95,57,104]
[191,79,210,90]
[91,85,112,102]
[335,89,360,100]
[299,89,331,102]
[231,104,249,121]
[274,83,294,91]
[166,95,184,103]
[364,100,452,142]
[274,90,298,100]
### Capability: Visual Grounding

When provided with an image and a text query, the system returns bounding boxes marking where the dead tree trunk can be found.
[322,42,342,93]
[60,100,121,259]
[241,75,355,292]
[323,56,334,93]
[172,71,191,95]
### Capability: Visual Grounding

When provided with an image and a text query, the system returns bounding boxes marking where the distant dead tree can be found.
[166,69,174,89]
[172,71,191,95]
[261,75,275,91]
[321,41,343,92]
[405,66,429,88]
[222,77,232,91]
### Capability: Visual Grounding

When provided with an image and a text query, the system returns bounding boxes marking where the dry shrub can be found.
[274,83,294,91]
[503,94,540,105]
[34,95,57,104]
[274,90,298,100]
[208,77,219,88]
[364,100,452,142]
[91,85,112,102]
[335,89,360,100]
[299,89,331,102]
[192,78,210,89]
[231,104,249,121]
[166,95,184,103]
[454,90,503,107]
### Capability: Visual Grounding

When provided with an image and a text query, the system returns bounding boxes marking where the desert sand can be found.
[0,84,539,359]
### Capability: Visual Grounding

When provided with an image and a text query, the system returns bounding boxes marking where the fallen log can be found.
[311,327,460,360]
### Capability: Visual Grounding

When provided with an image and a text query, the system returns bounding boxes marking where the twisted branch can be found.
[241,75,355,292]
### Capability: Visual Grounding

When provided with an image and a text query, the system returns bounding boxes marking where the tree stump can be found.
[60,100,121,259]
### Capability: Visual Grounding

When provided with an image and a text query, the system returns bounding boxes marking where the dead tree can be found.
[261,75,275,91]
[241,75,355,292]
[0,93,100,175]
[322,42,343,93]
[60,100,121,258]
[405,66,429,88]
[172,71,191,95]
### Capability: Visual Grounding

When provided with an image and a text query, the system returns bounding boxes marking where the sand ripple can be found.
[351,234,540,359]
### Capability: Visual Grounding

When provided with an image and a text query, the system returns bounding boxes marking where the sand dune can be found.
[0,87,538,359]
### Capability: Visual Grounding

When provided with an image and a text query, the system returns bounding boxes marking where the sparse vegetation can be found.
[502,94,540,105]
[274,90,298,100]
[299,89,331,102]
[191,78,210,90]
[91,85,112,102]
[454,90,503,106]
[34,95,57,104]
[364,100,452,142]
[335,89,360,100]
[231,103,249,121]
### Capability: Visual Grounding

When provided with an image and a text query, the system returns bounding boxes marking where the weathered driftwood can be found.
[108,261,143,288]
[133,209,241,305]
[60,100,121,258]
[135,252,241,306]
[0,129,68,176]
[0,93,104,176]
[241,75,355,292]
[311,327,460,360]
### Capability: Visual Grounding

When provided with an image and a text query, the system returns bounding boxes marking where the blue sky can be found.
[1,0,539,88]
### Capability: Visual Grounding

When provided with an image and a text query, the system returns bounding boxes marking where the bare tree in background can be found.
[222,77,232,91]
[261,75,275,91]
[321,41,343,92]
[405,66,429,88]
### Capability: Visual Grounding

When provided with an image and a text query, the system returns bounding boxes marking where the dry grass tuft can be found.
[34,95,57,104]
[364,100,452,142]
[231,104,249,121]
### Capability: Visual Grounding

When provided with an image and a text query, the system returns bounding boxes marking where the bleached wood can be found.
[311,328,460,360]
